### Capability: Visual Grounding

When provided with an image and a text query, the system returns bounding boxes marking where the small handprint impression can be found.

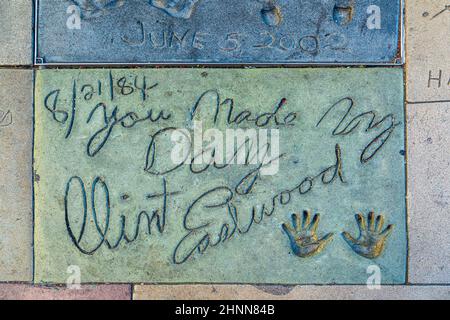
[333,0,355,26]
[342,211,394,259]
[71,0,125,19]
[149,0,201,19]
[282,210,334,258]
[258,0,283,27]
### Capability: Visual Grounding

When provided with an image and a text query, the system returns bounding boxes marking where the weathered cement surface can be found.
[0,284,131,300]
[0,0,32,65]
[406,0,450,103]
[407,104,450,284]
[37,0,401,64]
[0,70,33,281]
[406,0,450,284]
[133,284,450,300]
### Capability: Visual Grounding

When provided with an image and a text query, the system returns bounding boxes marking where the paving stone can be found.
[406,0,450,103]
[0,0,33,65]
[36,0,401,64]
[0,284,131,300]
[407,104,450,284]
[405,0,450,285]
[0,70,33,281]
[133,284,450,300]
[34,68,406,284]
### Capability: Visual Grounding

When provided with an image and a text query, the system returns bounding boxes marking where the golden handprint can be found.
[282,210,334,258]
[342,211,394,259]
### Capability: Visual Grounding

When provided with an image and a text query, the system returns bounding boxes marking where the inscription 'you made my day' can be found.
[37,70,401,266]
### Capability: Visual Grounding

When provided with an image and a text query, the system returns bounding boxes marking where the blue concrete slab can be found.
[36,0,402,65]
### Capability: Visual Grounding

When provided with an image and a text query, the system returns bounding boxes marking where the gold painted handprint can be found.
[342,211,394,259]
[282,210,334,258]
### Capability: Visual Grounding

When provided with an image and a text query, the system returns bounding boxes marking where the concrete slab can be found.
[406,0,450,103]
[33,68,406,284]
[407,104,450,284]
[0,0,33,65]
[405,0,450,285]
[0,284,131,300]
[0,69,33,281]
[36,0,401,64]
[133,284,450,300]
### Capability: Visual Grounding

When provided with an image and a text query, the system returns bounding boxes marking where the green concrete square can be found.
[34,68,406,284]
